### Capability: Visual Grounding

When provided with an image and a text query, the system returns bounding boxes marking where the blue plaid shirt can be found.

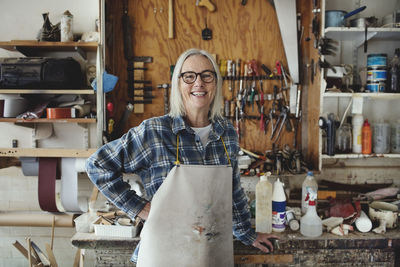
[86,115,256,262]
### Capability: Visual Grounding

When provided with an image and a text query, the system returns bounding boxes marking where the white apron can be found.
[137,136,234,267]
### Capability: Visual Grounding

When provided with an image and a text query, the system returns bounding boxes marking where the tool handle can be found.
[168,0,174,39]
[198,0,216,12]
[343,6,366,19]
[261,64,272,77]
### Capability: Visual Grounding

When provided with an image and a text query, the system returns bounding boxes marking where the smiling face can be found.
[179,54,216,123]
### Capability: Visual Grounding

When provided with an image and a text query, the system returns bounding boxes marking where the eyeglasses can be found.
[179,70,216,84]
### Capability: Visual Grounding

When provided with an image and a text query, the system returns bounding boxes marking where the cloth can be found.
[85,114,256,262]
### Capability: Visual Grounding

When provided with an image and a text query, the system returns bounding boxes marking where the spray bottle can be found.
[272,178,286,232]
[255,172,272,233]
[300,192,322,237]
[301,171,318,214]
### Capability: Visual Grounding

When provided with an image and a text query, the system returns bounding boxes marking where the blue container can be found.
[367,54,387,69]
[367,69,387,81]
[366,82,385,92]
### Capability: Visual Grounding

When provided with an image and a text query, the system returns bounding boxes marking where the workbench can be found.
[71,229,400,266]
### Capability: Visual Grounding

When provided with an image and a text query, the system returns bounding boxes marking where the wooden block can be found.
[45,243,58,267]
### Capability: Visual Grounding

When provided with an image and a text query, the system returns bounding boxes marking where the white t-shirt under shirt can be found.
[191,124,212,146]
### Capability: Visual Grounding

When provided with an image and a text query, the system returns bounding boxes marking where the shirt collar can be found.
[171,115,226,140]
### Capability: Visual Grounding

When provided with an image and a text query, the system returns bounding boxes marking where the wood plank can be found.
[107,0,293,153]
[0,118,96,123]
[0,89,94,94]
[0,40,98,52]
[0,148,97,158]
[12,241,39,265]
[234,254,293,264]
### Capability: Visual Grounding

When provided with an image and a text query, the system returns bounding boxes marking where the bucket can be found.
[367,54,387,69]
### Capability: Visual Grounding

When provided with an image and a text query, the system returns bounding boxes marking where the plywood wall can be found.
[105,0,301,154]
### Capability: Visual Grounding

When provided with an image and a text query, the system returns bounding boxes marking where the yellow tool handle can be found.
[198,0,215,12]
[168,0,174,39]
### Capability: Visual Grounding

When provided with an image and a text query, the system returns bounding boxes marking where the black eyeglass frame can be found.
[179,70,217,84]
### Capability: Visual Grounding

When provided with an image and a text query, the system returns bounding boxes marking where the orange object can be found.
[317,190,337,200]
[46,108,72,119]
[362,119,372,154]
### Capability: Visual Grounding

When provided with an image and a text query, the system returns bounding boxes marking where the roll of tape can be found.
[61,158,88,213]
[20,157,39,176]
[38,158,60,212]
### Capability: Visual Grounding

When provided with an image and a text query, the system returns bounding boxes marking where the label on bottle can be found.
[272,201,286,230]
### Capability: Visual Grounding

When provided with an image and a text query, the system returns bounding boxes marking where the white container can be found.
[94,224,138,238]
[300,199,322,237]
[355,210,372,233]
[373,121,390,154]
[272,178,286,232]
[301,171,318,214]
[391,120,400,153]
[255,172,273,233]
[352,114,364,153]
[61,10,73,42]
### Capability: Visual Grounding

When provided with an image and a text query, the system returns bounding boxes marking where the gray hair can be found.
[169,48,223,121]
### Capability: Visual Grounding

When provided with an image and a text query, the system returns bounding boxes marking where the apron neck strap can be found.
[174,134,231,166]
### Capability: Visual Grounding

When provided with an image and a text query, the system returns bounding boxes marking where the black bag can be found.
[0,57,83,89]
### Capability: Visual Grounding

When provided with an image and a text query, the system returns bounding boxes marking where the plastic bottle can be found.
[255,172,272,234]
[301,171,318,214]
[372,120,390,154]
[388,48,400,93]
[362,119,372,154]
[336,117,352,153]
[391,120,400,153]
[300,196,322,237]
[272,178,286,232]
[352,114,364,153]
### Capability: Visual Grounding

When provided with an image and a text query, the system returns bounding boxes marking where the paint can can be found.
[367,69,387,82]
[366,81,385,92]
[367,54,387,69]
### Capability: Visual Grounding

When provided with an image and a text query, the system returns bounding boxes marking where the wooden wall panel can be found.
[106,0,302,154]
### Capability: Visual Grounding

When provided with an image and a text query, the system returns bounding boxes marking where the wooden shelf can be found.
[0,40,98,59]
[0,148,97,158]
[0,40,98,52]
[0,118,96,123]
[323,92,400,99]
[0,89,94,94]
[322,153,400,159]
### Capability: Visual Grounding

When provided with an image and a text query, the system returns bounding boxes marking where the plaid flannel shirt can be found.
[86,115,256,262]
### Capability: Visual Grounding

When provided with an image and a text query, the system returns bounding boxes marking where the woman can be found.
[86,48,278,266]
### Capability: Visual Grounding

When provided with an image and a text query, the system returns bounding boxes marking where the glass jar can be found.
[336,122,352,153]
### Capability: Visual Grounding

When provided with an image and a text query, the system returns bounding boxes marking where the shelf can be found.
[0,89,94,94]
[0,118,96,123]
[0,148,97,158]
[321,153,400,159]
[323,92,400,99]
[0,40,98,59]
[324,27,400,47]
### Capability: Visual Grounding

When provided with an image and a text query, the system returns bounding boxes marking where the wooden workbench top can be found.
[71,229,400,251]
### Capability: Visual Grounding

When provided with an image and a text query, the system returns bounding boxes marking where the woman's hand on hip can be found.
[252,233,280,253]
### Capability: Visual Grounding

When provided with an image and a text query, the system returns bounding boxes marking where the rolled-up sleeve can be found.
[85,125,150,219]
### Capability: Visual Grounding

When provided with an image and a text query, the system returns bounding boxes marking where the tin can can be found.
[366,81,385,92]
[367,69,387,81]
[367,54,387,69]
